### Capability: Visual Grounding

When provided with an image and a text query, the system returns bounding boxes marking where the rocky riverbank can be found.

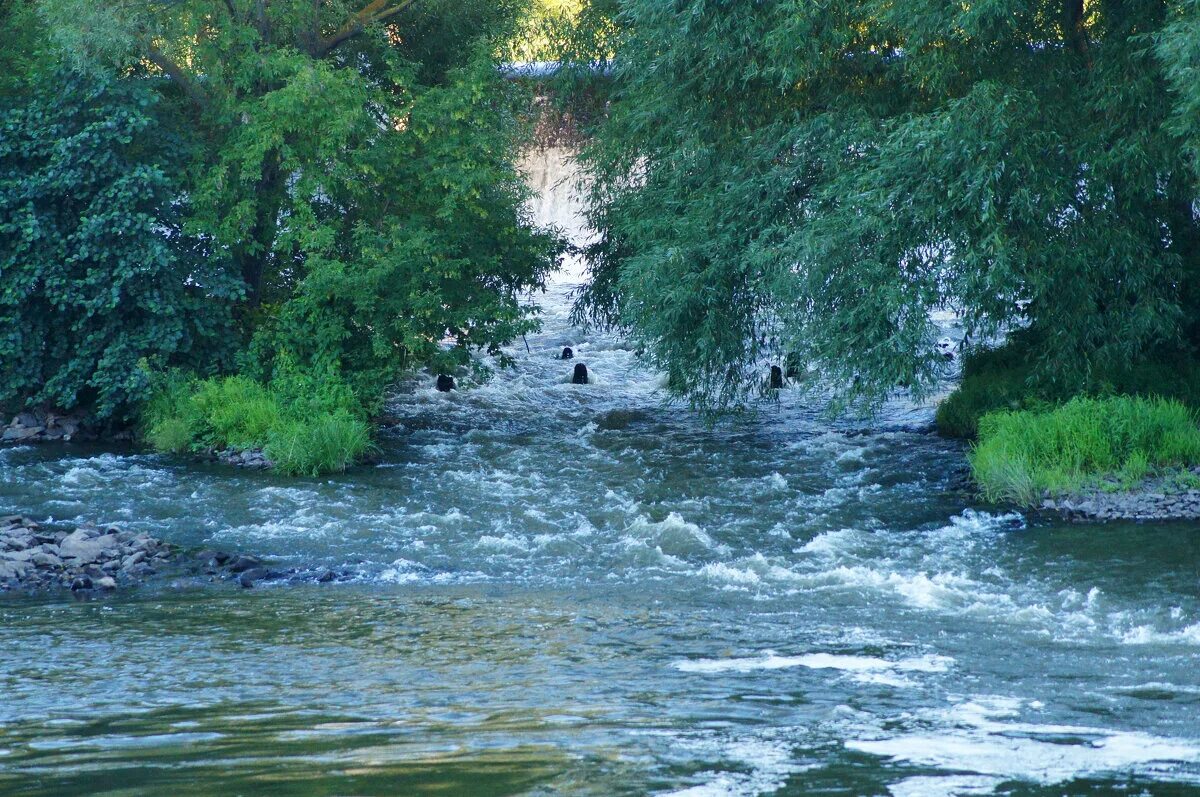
[0,516,344,595]
[0,515,170,592]
[1,410,102,443]
[1043,490,1200,521]
[1040,471,1200,521]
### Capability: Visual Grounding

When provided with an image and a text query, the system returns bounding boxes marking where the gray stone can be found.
[31,552,62,568]
[228,555,263,573]
[2,426,41,441]
[95,576,117,590]
[59,530,118,565]
[3,535,33,551]
[238,567,269,588]
[13,411,40,428]
[0,560,29,580]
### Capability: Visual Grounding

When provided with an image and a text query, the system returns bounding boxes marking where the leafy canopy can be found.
[0,69,239,420]
[570,0,1200,413]
[19,0,563,412]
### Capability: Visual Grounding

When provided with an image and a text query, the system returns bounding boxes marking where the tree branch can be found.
[145,45,210,109]
[311,0,418,57]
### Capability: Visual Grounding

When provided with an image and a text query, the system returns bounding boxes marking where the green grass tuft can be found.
[969,396,1200,505]
[140,360,373,476]
[266,412,374,477]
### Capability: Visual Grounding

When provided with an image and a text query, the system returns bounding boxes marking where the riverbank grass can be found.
[969,396,1200,505]
[142,367,374,477]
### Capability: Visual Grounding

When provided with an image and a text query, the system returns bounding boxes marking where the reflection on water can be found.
[2,149,1200,795]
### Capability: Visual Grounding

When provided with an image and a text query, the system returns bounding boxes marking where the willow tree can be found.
[35,0,562,391]
[570,0,1200,411]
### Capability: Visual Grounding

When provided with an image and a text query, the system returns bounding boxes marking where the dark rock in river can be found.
[238,567,270,588]
[572,363,589,385]
[227,554,264,573]
[1,515,235,595]
[1042,483,1200,522]
[215,447,273,470]
[436,374,456,392]
[769,365,784,390]
[561,346,574,360]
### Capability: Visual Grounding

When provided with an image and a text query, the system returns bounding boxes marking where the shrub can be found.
[189,377,281,450]
[969,396,1200,505]
[146,417,194,454]
[140,363,373,476]
[0,71,239,422]
[938,336,1200,439]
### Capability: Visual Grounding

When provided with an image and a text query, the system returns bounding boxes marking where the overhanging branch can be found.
[312,0,418,57]
[145,45,210,109]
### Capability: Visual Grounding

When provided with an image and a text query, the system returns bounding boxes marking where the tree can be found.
[37,0,562,390]
[0,71,240,420]
[570,0,1200,413]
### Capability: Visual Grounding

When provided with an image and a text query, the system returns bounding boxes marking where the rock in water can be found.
[436,374,456,392]
[572,363,589,385]
[59,530,118,565]
[227,554,264,573]
[769,365,784,390]
[561,346,574,360]
[238,567,271,588]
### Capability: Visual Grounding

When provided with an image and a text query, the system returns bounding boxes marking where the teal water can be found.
[2,151,1200,796]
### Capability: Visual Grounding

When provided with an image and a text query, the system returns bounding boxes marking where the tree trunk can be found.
[238,151,284,308]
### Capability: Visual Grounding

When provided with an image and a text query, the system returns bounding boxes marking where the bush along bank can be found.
[141,362,376,477]
[968,396,1200,519]
[936,335,1200,439]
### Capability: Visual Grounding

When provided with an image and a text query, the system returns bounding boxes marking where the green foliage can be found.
[0,70,239,421]
[142,364,372,475]
[266,413,373,477]
[33,0,562,398]
[969,397,1200,505]
[191,377,282,451]
[569,0,1200,413]
[937,334,1200,438]
[0,1,562,431]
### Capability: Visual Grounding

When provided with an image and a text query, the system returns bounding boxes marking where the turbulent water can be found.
[3,149,1200,796]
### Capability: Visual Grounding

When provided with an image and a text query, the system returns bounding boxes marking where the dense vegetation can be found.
[143,364,373,476]
[5,0,1200,489]
[563,0,1200,416]
[970,397,1200,505]
[935,333,1200,439]
[0,0,564,471]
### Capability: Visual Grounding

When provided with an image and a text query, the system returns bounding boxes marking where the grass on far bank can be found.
[968,396,1200,506]
[935,335,1200,439]
[142,362,374,477]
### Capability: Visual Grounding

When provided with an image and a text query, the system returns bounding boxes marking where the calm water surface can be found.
[2,151,1199,796]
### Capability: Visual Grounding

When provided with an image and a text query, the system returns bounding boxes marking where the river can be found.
[1,149,1199,796]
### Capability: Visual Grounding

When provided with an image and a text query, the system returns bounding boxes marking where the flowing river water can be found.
[3,149,1200,796]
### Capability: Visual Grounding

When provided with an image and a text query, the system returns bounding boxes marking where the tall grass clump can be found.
[140,359,374,476]
[969,396,1200,505]
[266,413,373,477]
[936,333,1200,439]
